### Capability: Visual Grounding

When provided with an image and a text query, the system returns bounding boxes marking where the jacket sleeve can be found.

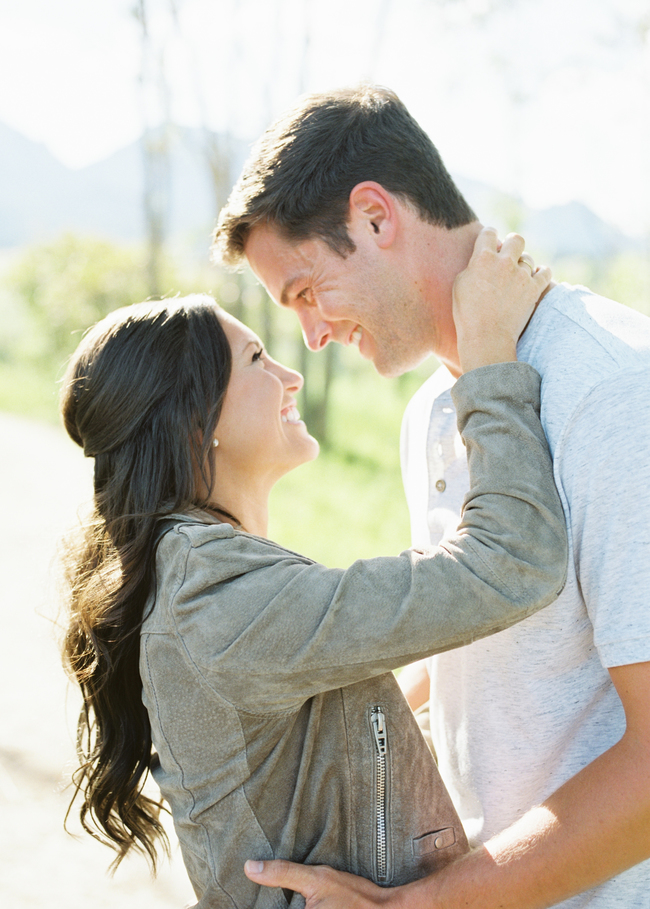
[171,361,568,712]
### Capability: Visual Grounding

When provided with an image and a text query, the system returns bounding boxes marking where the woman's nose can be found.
[283,364,304,393]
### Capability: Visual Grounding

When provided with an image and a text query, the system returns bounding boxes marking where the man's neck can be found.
[416,220,483,377]
[420,223,556,378]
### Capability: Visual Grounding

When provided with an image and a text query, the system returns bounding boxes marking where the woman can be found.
[61,235,566,907]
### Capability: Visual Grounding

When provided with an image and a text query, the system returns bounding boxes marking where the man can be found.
[212,85,650,908]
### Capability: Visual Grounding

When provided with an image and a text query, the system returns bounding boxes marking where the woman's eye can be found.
[252,348,264,362]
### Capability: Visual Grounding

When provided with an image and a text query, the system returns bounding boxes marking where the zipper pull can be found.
[371,707,387,755]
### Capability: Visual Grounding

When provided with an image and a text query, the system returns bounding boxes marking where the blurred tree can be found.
[127,0,359,445]
[134,0,172,297]
[5,234,172,365]
[290,0,336,444]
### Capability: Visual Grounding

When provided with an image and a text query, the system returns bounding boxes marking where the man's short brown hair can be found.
[212,84,476,268]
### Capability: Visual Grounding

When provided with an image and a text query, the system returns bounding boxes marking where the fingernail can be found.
[245,860,264,875]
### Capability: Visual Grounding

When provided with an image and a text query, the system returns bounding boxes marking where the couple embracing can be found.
[62,86,650,909]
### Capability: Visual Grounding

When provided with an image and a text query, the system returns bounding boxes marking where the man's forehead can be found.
[246,222,315,260]
[245,226,317,301]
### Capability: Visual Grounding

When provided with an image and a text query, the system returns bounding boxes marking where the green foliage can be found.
[0,234,213,422]
[0,358,61,422]
[5,234,157,364]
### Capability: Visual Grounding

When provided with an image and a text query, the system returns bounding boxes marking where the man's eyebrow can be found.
[280,276,302,307]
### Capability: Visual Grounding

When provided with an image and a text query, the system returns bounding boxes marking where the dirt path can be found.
[0,413,195,907]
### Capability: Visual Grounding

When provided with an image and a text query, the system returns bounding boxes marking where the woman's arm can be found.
[172,230,566,709]
[176,360,566,711]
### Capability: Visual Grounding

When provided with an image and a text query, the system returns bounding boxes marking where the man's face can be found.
[244,221,438,378]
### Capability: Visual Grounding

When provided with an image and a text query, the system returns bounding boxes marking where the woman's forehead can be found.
[219,311,261,352]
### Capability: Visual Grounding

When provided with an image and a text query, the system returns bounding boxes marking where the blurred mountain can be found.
[0,123,75,246]
[455,175,641,260]
[0,122,250,250]
[522,200,639,260]
[0,121,641,260]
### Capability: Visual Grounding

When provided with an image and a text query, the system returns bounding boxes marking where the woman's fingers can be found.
[467,224,499,259]
[518,252,535,274]
[452,228,552,374]
[499,230,526,261]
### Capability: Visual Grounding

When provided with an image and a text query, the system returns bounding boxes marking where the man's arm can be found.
[245,660,650,908]
[406,659,650,909]
[246,296,650,908]
[397,658,430,712]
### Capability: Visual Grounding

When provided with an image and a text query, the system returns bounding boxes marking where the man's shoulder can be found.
[518,284,650,446]
[521,283,650,374]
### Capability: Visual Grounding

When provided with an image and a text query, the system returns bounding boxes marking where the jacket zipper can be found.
[371,706,389,882]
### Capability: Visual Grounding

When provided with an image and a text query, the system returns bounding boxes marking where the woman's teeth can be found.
[350,328,362,346]
[282,407,301,424]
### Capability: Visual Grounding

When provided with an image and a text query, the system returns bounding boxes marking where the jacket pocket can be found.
[412,826,458,856]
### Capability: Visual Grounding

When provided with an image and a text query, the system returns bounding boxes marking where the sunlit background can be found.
[1,1,649,906]
[2,0,649,226]
[3,0,650,230]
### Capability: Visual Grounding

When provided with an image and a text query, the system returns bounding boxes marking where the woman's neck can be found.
[206,489,269,538]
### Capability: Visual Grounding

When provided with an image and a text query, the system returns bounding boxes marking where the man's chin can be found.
[374,361,407,378]
[372,350,429,379]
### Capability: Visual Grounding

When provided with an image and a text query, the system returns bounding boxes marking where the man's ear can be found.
[348,182,397,249]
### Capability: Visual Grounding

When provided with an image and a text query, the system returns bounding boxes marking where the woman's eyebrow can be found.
[241,338,262,353]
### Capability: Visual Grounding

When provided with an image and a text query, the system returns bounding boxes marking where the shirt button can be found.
[435,479,446,493]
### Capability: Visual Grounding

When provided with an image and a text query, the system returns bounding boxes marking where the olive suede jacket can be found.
[139,362,568,909]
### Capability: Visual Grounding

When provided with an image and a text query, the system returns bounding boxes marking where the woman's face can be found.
[213,312,319,487]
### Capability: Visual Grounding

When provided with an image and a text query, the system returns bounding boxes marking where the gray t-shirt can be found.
[400,283,650,907]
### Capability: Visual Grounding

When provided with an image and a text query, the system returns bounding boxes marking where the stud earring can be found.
[212,438,219,448]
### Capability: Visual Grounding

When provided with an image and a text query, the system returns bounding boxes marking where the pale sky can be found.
[2,0,649,235]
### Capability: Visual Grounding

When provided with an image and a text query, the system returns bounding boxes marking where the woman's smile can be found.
[214,312,319,494]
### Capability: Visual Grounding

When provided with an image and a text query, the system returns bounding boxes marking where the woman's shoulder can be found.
[154,512,316,603]
[157,517,233,563]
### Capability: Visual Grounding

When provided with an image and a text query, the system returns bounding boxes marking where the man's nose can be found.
[300,313,332,351]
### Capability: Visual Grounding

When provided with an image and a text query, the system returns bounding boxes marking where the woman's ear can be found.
[348,182,397,249]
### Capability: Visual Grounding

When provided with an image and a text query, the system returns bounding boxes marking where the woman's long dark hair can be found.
[60,295,232,869]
